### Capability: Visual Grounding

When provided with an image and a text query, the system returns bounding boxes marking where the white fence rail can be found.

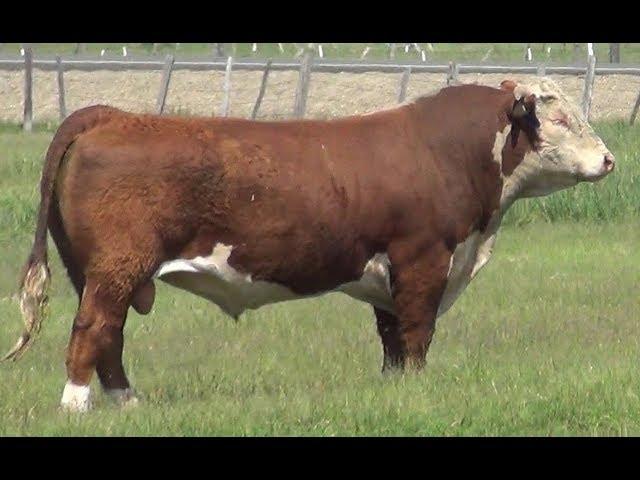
[6,51,640,131]
[3,55,640,75]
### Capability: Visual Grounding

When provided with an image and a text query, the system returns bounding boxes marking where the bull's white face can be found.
[510,78,615,198]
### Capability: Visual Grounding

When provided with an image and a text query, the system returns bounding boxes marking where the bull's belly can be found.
[153,232,496,320]
[153,244,395,318]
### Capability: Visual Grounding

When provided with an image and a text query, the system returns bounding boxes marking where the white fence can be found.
[6,47,640,132]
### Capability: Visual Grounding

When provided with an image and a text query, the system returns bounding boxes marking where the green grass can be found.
[3,43,640,63]
[0,123,639,436]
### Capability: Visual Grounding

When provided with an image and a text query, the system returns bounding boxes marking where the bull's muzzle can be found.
[604,154,615,173]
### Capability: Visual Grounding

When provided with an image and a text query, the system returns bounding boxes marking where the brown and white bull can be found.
[4,77,615,411]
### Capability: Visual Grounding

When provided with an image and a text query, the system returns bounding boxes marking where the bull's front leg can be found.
[375,241,452,372]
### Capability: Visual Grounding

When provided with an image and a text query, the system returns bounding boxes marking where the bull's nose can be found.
[604,154,615,172]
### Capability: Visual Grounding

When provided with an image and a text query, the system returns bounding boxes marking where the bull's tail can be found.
[3,105,118,361]
[3,258,51,361]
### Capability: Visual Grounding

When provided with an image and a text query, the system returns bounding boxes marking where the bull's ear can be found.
[500,79,518,92]
[509,94,540,148]
[511,94,539,126]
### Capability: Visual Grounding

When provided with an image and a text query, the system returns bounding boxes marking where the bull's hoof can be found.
[122,396,140,409]
[60,382,92,412]
[105,388,141,409]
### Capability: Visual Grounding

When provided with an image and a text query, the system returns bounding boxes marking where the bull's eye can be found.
[551,118,570,129]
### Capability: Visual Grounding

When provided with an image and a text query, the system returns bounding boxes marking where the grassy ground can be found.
[3,43,640,64]
[0,123,638,436]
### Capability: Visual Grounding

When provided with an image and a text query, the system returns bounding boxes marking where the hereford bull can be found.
[4,77,615,411]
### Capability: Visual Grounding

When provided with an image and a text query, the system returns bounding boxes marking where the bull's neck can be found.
[498,142,542,216]
[499,154,529,211]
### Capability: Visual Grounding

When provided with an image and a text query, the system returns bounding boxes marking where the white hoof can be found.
[105,388,140,409]
[60,381,92,412]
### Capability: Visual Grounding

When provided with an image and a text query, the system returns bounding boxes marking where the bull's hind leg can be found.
[61,277,135,412]
[374,307,404,372]
[94,280,155,407]
[95,308,139,408]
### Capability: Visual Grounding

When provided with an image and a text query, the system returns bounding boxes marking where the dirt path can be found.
[1,69,638,123]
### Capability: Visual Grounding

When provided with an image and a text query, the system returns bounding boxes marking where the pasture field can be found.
[3,43,640,64]
[0,122,639,436]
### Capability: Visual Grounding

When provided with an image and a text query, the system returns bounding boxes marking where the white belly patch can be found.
[153,244,395,318]
[154,244,301,318]
[336,253,394,313]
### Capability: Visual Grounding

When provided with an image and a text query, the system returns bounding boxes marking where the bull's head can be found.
[500,78,615,198]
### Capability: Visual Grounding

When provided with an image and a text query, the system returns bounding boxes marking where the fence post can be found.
[252,59,272,119]
[397,67,411,103]
[155,54,175,115]
[56,56,67,121]
[609,43,620,63]
[446,62,459,86]
[629,89,640,125]
[582,54,596,120]
[293,49,313,118]
[23,44,33,132]
[220,56,233,117]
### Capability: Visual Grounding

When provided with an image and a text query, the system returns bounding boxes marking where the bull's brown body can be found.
[58,85,520,303]
[15,79,611,411]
